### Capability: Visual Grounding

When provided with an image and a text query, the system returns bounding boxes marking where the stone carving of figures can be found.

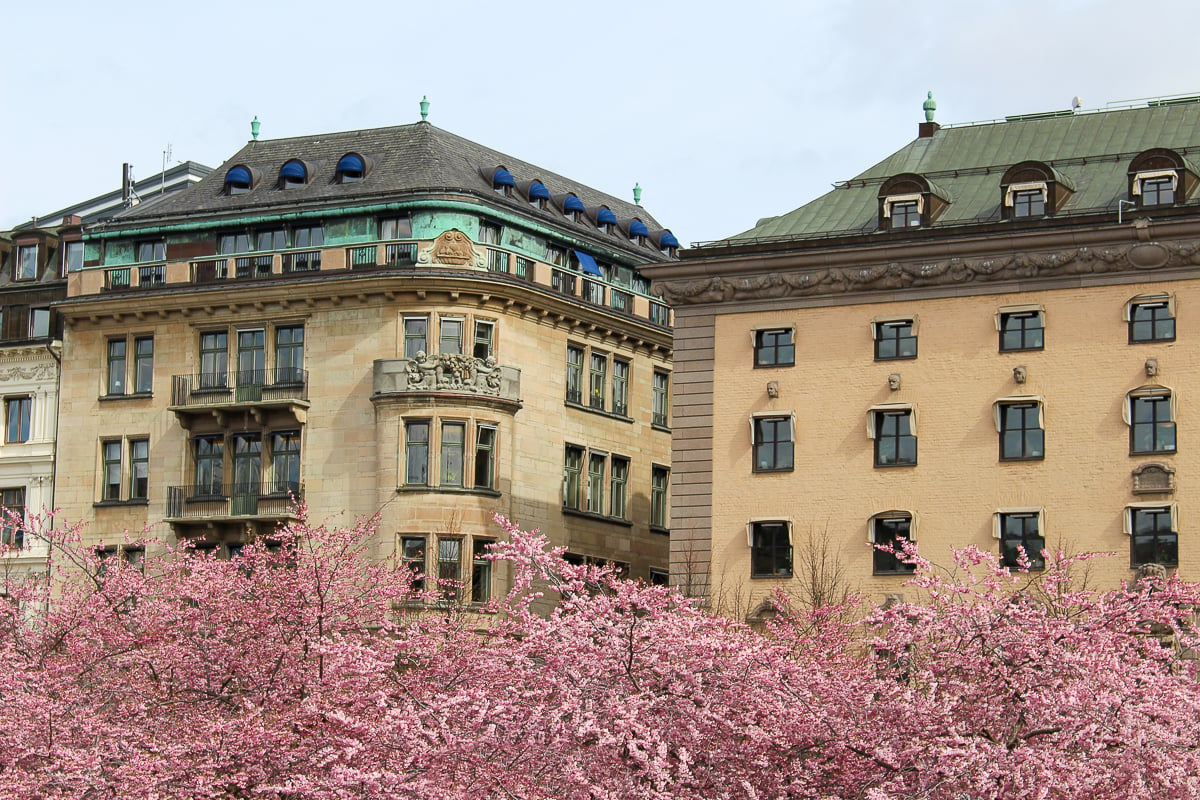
[413,351,439,390]
[471,356,500,395]
[404,359,423,390]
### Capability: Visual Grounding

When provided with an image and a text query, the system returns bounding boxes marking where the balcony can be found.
[373,355,521,409]
[169,368,309,428]
[346,242,418,270]
[166,481,303,525]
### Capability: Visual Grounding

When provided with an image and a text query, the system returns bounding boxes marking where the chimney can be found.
[62,215,82,226]
[122,163,133,206]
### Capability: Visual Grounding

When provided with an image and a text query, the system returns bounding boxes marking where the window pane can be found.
[405,422,429,485]
[441,422,464,486]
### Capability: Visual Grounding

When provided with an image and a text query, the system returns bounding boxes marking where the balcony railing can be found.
[581,279,605,305]
[167,481,303,521]
[374,356,521,404]
[487,249,509,273]
[138,264,166,287]
[105,268,131,290]
[649,302,671,327]
[283,251,321,273]
[235,255,272,279]
[551,269,576,295]
[170,368,309,408]
[609,288,633,313]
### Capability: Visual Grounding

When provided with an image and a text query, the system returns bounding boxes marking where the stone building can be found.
[54,114,677,599]
[641,95,1200,614]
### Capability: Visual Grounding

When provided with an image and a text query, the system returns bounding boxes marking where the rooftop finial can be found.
[923,91,936,123]
[420,96,430,122]
[250,116,261,141]
[633,182,642,206]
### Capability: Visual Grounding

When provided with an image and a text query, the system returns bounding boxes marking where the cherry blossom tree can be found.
[0,512,1197,799]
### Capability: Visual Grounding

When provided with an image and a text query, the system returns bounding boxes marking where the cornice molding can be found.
[655,236,1200,307]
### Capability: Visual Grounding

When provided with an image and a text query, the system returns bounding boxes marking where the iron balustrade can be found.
[105,268,131,290]
[581,279,605,305]
[487,249,509,273]
[171,368,309,407]
[235,255,273,279]
[551,269,577,295]
[283,251,321,273]
[649,302,671,326]
[385,242,417,265]
[609,288,632,313]
[138,265,166,287]
[167,481,303,519]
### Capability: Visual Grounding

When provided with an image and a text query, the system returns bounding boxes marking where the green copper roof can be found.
[726,101,1200,243]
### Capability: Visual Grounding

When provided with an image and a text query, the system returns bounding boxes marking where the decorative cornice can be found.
[655,237,1200,307]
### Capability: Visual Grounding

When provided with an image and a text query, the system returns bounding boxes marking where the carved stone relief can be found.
[0,363,55,383]
[1132,462,1175,494]
[404,353,503,395]
[655,238,1200,306]
[417,229,485,268]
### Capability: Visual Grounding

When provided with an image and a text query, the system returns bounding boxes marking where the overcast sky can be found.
[4,0,1200,243]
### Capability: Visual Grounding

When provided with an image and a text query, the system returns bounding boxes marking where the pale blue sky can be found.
[3,0,1199,242]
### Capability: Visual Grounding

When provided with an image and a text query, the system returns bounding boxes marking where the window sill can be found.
[561,507,633,528]
[649,525,670,536]
[93,499,149,508]
[753,362,795,370]
[398,485,502,498]
[564,399,634,424]
[872,571,917,577]
[999,346,1044,354]
[752,466,794,474]
[651,422,672,434]
[873,462,917,469]
[873,355,918,362]
[999,455,1044,463]
[750,572,793,580]
[99,392,153,402]
[1131,450,1177,457]
[1128,337,1176,345]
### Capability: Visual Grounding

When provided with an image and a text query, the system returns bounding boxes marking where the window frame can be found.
[588,352,608,411]
[439,421,466,487]
[997,306,1045,352]
[650,465,670,530]
[749,519,792,579]
[611,359,630,417]
[995,397,1045,461]
[995,509,1045,570]
[101,439,122,501]
[0,487,25,549]
[609,456,629,520]
[871,513,915,575]
[15,244,38,281]
[270,430,301,495]
[1127,295,1176,344]
[4,397,30,444]
[1127,388,1176,456]
[563,444,584,510]
[1126,504,1179,568]
[194,435,225,497]
[403,316,429,360]
[753,327,795,368]
[652,371,670,427]
[129,438,149,500]
[473,424,496,490]
[872,318,918,361]
[404,420,430,486]
[868,404,917,467]
[751,414,794,473]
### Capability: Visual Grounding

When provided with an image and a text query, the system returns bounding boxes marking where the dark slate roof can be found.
[119,122,663,231]
[727,100,1200,243]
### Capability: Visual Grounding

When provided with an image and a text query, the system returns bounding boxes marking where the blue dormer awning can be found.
[659,230,680,248]
[225,166,251,186]
[597,207,617,224]
[529,181,551,200]
[337,154,364,174]
[564,195,585,212]
[629,219,649,237]
[281,161,306,180]
[493,168,515,187]
[574,250,603,277]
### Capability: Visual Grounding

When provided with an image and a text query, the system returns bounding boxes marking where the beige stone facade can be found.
[642,101,1200,615]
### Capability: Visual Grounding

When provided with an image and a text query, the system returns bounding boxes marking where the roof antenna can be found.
[161,143,172,195]
[1071,96,1083,113]
[420,95,430,122]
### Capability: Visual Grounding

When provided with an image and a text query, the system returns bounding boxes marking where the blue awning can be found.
[574,250,602,277]
[225,166,251,186]
[493,168,515,187]
[529,181,551,200]
[564,194,585,212]
[659,230,680,248]
[597,207,617,224]
[629,219,649,236]
[280,161,306,180]
[337,154,364,175]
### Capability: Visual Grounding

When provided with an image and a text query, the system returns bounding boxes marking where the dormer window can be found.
[492,167,515,196]
[1011,185,1046,217]
[658,230,680,256]
[1137,172,1177,206]
[629,219,649,245]
[563,194,585,222]
[878,173,951,231]
[224,165,253,195]
[1129,148,1198,209]
[1000,162,1073,220]
[528,181,550,209]
[280,160,308,189]
[597,206,617,235]
[336,153,366,183]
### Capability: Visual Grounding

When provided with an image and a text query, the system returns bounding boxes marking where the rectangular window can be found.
[439,318,463,355]
[401,536,426,591]
[1012,189,1045,218]
[649,567,669,586]
[0,487,25,548]
[473,320,494,360]
[380,216,412,241]
[999,403,1044,460]
[874,320,917,360]
[478,220,501,245]
[1130,392,1175,454]
[199,332,229,388]
[1129,300,1175,343]
[29,308,50,339]
[999,512,1044,570]
[1141,176,1175,207]
[1130,506,1177,568]
[437,538,462,602]
[291,225,324,249]
[256,229,286,252]
[890,200,921,228]
[873,409,916,467]
[586,452,606,513]
[271,431,301,494]
[563,445,583,509]
[474,424,496,490]
[545,244,567,267]
[651,466,669,529]
[15,245,37,281]
[195,436,224,496]
[129,438,149,500]
[565,345,584,404]
[237,329,266,386]
[136,241,166,262]
[999,311,1044,351]
[440,422,465,487]
[5,397,30,444]
[107,339,127,395]
[755,329,795,367]
[612,360,629,416]
[652,371,670,427]
[102,440,122,501]
[609,456,628,519]
[753,416,793,472]
[471,539,493,604]
[134,337,154,393]
[405,421,430,486]
[872,516,914,575]
[274,326,304,384]
[64,241,84,274]
[588,352,607,410]
[403,317,428,360]
[218,233,251,254]
[750,521,792,578]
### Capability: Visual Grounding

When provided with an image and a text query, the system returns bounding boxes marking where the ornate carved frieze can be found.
[0,363,56,383]
[417,229,486,268]
[656,238,1200,306]
[1132,463,1175,495]
[373,356,521,404]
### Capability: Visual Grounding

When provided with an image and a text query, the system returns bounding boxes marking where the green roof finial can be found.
[923,91,937,123]
[250,116,261,141]
[420,96,430,122]
[633,182,642,206]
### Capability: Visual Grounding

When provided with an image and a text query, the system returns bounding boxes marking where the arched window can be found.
[224,166,253,195]
[1000,161,1075,220]
[1129,148,1198,208]
[877,173,951,230]
[280,160,308,189]
[336,153,366,183]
